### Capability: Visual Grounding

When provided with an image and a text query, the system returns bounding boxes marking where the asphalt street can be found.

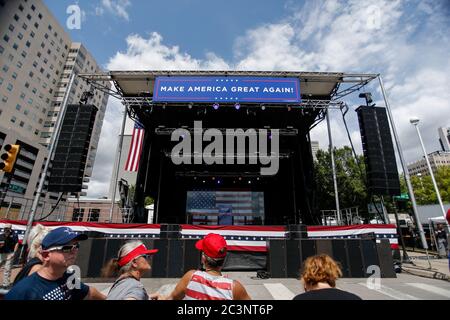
[88,271,450,300]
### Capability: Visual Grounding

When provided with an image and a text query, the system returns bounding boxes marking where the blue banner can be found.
[153,76,301,103]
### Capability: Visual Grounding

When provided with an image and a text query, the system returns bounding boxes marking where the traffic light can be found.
[0,144,20,173]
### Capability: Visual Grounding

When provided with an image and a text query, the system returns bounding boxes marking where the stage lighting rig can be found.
[79,90,94,104]
[359,92,375,107]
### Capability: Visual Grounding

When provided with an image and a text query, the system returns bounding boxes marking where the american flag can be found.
[186,191,264,225]
[125,122,144,172]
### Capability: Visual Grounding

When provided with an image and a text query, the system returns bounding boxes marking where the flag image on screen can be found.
[186,190,264,225]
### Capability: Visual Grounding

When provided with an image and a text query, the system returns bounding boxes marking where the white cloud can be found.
[108,33,230,70]
[88,0,450,197]
[86,97,124,198]
[101,0,131,21]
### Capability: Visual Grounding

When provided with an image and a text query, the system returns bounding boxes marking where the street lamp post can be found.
[410,117,447,221]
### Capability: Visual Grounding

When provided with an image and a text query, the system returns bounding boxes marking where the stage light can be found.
[248,180,251,184]
[261,105,266,111]
[217,180,221,185]
[212,177,215,180]
[202,180,206,183]
[359,92,374,106]
[188,102,193,109]
[238,177,242,181]
[256,177,260,181]
[234,102,241,110]
[213,102,220,110]
[287,106,292,112]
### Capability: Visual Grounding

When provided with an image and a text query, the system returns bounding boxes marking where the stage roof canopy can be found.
[79,70,379,101]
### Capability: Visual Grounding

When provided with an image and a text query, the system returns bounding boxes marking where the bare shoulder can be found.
[183,269,197,279]
[233,279,251,300]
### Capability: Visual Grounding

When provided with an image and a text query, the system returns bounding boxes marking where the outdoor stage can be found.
[79,71,380,226]
[6,70,403,277]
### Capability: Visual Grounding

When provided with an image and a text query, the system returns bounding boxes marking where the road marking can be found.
[406,283,450,298]
[358,282,419,300]
[263,283,296,300]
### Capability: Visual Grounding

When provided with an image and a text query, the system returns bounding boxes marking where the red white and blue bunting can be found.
[0,220,398,252]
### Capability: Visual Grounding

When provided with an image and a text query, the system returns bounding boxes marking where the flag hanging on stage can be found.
[125,122,144,172]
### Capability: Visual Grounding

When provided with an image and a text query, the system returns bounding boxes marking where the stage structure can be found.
[10,70,426,276]
[79,71,385,226]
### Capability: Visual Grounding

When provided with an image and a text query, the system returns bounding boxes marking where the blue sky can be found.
[43,0,450,198]
[44,0,291,65]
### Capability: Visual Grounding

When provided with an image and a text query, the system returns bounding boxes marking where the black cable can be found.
[37,192,64,221]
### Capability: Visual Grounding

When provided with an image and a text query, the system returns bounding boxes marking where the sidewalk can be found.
[401,250,450,281]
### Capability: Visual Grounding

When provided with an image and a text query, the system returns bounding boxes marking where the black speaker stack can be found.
[76,226,201,279]
[267,238,396,278]
[356,106,400,196]
[48,104,98,193]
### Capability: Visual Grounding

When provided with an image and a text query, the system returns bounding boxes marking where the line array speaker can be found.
[356,106,400,195]
[48,104,97,192]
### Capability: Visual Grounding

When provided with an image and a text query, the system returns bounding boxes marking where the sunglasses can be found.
[46,243,80,253]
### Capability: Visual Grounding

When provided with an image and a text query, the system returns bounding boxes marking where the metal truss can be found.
[77,73,122,99]
[332,75,378,100]
[77,71,379,102]
[120,97,345,109]
[164,151,292,159]
[155,127,299,136]
[79,70,377,81]
[174,171,280,178]
[77,71,377,127]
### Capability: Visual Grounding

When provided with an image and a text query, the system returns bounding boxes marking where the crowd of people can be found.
[2,221,448,300]
[0,223,366,301]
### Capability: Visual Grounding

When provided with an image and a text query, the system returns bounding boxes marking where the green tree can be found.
[399,166,450,206]
[314,146,368,217]
[408,167,450,205]
[144,196,154,206]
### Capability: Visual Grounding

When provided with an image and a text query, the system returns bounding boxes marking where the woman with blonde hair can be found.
[102,240,160,300]
[293,254,361,300]
[12,224,50,285]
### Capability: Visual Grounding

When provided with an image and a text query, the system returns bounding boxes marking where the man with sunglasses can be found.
[5,227,105,300]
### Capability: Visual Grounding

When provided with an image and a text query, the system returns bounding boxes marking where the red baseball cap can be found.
[195,233,227,259]
[446,208,450,225]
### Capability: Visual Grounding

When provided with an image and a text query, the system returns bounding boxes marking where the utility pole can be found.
[20,73,76,258]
